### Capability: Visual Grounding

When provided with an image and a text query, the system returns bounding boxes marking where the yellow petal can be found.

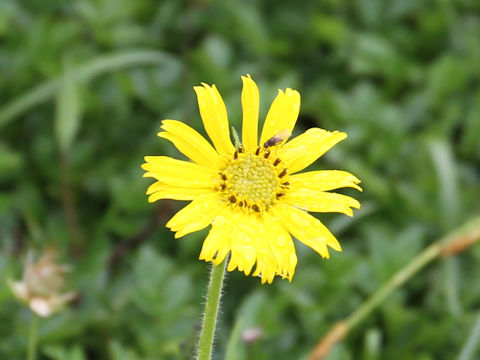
[146,181,168,195]
[278,128,347,174]
[252,212,297,283]
[199,210,258,275]
[290,170,362,192]
[199,213,233,265]
[259,88,300,147]
[142,156,215,188]
[194,83,235,156]
[158,120,223,169]
[227,212,259,276]
[147,184,214,202]
[283,189,360,217]
[241,75,259,151]
[272,204,343,257]
[198,209,297,284]
[166,194,223,238]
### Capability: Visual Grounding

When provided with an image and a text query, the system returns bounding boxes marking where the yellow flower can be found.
[142,75,361,284]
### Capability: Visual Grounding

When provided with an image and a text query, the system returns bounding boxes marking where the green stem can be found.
[196,260,228,360]
[346,242,440,329]
[346,216,480,330]
[27,312,39,360]
[310,215,480,360]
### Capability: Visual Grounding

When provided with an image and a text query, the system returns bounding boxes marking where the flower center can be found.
[218,148,290,212]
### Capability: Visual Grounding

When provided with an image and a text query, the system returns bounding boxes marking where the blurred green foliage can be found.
[1,0,480,359]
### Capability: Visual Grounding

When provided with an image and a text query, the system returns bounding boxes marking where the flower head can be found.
[8,250,76,317]
[142,75,361,283]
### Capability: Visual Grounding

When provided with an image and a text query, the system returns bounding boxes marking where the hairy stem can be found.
[196,260,228,360]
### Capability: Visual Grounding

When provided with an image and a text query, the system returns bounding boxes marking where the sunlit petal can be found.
[273,204,343,257]
[166,194,223,238]
[278,128,347,174]
[158,120,223,168]
[259,88,300,147]
[284,188,360,216]
[194,83,235,156]
[290,170,362,192]
[142,156,215,188]
[241,75,260,151]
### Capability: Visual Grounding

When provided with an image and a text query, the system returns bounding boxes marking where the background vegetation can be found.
[1,0,480,359]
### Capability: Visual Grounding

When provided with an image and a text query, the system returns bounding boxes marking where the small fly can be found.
[263,129,292,149]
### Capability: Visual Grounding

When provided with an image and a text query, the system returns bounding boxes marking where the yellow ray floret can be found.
[259,88,301,146]
[142,156,215,188]
[289,170,362,192]
[158,120,223,169]
[278,128,347,174]
[194,83,235,156]
[166,194,223,238]
[241,74,260,151]
[272,204,342,258]
[283,188,360,216]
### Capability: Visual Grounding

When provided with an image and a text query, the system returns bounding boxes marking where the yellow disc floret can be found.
[219,149,289,212]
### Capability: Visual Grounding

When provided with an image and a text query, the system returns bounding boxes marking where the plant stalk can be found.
[196,259,228,360]
[27,312,39,360]
[310,215,480,360]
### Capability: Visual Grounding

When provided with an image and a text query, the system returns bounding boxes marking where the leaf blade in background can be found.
[0,50,177,128]
[55,63,80,152]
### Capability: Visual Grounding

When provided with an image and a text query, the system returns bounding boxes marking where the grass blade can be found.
[0,50,175,128]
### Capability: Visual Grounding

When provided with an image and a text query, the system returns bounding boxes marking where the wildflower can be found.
[142,75,361,283]
[8,250,75,317]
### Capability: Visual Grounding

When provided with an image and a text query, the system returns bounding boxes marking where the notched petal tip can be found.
[352,176,363,192]
[348,175,363,192]
[147,194,158,203]
[141,162,153,173]
[344,208,354,217]
[285,88,299,98]
[351,198,361,209]
[193,85,206,95]
[241,73,255,83]
[342,198,361,217]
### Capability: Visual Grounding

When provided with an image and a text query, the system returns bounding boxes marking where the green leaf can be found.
[43,344,86,360]
[109,341,142,360]
[55,63,80,152]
